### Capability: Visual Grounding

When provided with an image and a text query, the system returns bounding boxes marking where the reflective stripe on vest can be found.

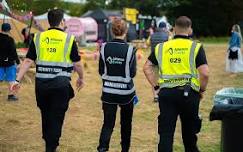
[64,34,72,62]
[36,61,73,67]
[36,72,72,79]
[158,43,164,75]
[100,43,135,95]
[103,86,136,95]
[35,33,41,60]
[157,41,200,91]
[34,31,74,79]
[161,74,198,79]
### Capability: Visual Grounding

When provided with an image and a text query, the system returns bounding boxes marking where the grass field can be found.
[1,43,243,152]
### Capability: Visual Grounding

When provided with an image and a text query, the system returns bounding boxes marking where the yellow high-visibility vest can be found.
[155,38,201,92]
[33,29,75,79]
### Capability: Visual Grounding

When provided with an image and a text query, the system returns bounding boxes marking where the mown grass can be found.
[199,37,229,44]
[1,42,242,152]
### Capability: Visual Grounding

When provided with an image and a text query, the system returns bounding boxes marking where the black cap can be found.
[2,23,11,32]
[158,22,166,28]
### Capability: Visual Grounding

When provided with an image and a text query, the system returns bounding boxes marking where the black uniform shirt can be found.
[26,27,80,88]
[0,33,20,67]
[148,35,208,67]
[99,39,137,104]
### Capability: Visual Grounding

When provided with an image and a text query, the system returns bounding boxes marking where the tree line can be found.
[7,0,243,36]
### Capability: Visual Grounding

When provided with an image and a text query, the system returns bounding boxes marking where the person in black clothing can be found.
[97,18,137,152]
[21,26,31,47]
[0,23,20,101]
[11,9,84,152]
[144,16,209,152]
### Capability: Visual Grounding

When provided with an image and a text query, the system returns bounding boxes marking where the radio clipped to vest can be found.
[184,83,191,97]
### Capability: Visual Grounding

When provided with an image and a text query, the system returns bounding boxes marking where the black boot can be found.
[7,95,18,101]
[97,147,108,152]
[45,145,56,152]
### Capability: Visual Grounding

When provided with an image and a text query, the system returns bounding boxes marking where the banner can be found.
[123,8,139,24]
[0,0,11,15]
[0,0,44,31]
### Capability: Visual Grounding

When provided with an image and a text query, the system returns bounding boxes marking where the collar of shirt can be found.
[48,27,64,31]
[112,39,126,43]
[174,35,189,39]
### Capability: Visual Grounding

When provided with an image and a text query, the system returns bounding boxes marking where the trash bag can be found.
[210,87,243,121]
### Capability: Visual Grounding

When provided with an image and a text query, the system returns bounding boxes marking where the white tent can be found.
[156,16,172,30]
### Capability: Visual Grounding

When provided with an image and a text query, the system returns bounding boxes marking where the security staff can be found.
[143,16,209,152]
[11,9,84,152]
[97,18,137,152]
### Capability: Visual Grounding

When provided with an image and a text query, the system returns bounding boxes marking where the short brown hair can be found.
[48,8,64,27]
[111,18,127,36]
[175,16,192,29]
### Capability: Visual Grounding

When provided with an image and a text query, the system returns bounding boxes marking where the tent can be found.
[65,17,98,42]
[82,9,122,42]
[0,13,38,43]
[156,16,172,30]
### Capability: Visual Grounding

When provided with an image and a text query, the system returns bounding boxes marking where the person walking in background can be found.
[150,21,169,102]
[145,21,155,48]
[11,9,84,152]
[226,24,243,75]
[21,26,31,47]
[150,22,169,53]
[0,23,20,101]
[148,21,155,36]
[97,18,137,152]
[143,16,209,152]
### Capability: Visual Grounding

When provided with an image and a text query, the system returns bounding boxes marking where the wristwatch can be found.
[15,79,20,84]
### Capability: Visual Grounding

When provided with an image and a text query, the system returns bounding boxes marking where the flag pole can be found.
[28,11,33,48]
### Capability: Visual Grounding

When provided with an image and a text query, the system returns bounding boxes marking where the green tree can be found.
[32,0,61,15]
[8,0,33,12]
[83,0,106,13]
[58,2,84,16]
[164,0,243,36]
[108,0,162,16]
[8,0,61,15]
[8,0,85,16]
[134,0,162,16]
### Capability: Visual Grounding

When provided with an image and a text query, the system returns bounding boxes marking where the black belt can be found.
[174,86,185,90]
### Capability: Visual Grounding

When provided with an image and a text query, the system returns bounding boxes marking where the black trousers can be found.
[36,84,72,150]
[158,88,201,152]
[97,102,134,152]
